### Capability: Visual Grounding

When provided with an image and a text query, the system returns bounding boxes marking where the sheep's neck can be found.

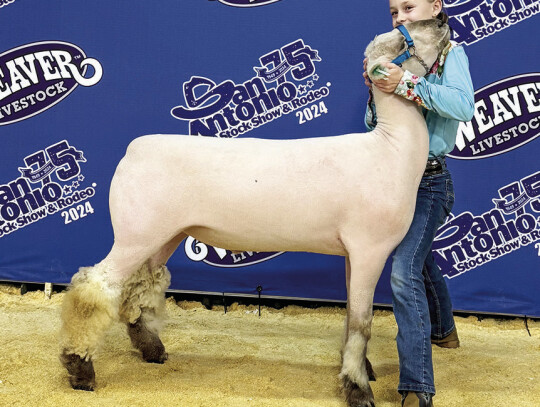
[371,86,427,144]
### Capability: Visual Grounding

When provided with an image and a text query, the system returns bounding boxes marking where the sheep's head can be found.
[365,19,451,81]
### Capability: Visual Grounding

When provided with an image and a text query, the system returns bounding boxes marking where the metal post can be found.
[256,285,263,318]
[44,282,53,299]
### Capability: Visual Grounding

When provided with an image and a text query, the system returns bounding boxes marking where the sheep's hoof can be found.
[71,381,95,392]
[60,351,95,391]
[128,319,168,364]
[342,375,375,407]
[142,347,168,364]
[147,354,167,363]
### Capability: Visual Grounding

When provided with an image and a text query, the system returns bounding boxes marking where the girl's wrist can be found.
[394,70,427,108]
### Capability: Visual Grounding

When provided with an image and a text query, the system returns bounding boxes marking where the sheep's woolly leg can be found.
[340,247,386,407]
[340,319,375,407]
[119,263,171,363]
[342,257,377,382]
[59,353,95,391]
[59,264,121,391]
[126,317,168,363]
[341,317,377,382]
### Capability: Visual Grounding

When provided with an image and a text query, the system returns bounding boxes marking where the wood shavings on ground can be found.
[0,284,538,407]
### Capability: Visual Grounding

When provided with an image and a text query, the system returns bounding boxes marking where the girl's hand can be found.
[372,62,404,93]
[362,58,372,89]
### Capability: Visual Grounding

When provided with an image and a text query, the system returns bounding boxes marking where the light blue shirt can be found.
[365,44,475,158]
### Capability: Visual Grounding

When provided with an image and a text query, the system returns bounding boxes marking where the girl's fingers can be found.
[362,59,371,88]
[374,82,395,93]
[363,72,372,88]
[383,62,400,71]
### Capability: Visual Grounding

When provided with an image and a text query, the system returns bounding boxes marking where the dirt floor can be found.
[0,284,538,407]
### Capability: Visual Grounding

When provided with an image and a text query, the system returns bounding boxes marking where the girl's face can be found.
[389,0,442,28]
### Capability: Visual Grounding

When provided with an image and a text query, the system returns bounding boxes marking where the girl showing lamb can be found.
[364,1,474,406]
[59,19,451,407]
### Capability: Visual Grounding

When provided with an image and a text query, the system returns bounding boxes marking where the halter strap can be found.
[391,24,430,74]
[391,49,413,67]
[391,25,415,66]
[397,24,415,47]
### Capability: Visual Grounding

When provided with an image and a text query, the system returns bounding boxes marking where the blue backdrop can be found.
[1,0,539,317]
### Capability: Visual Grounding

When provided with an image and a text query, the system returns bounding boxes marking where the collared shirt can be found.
[365,41,475,158]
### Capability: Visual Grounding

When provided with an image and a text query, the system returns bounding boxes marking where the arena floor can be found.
[0,284,538,407]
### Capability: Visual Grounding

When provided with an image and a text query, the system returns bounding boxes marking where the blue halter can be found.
[391,25,431,74]
[367,23,431,87]
[391,25,416,66]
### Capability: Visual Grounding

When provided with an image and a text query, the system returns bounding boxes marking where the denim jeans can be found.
[390,167,456,395]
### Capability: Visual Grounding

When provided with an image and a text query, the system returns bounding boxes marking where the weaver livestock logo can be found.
[447,0,540,45]
[0,41,103,126]
[0,0,16,9]
[171,38,329,138]
[213,0,282,6]
[450,73,540,159]
[433,171,540,278]
[0,141,97,238]
[184,237,284,267]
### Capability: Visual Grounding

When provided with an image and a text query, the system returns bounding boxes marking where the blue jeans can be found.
[391,168,456,395]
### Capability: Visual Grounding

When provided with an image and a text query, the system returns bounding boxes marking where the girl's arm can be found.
[395,46,475,121]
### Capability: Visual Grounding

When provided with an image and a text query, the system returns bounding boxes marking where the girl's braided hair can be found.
[436,8,449,25]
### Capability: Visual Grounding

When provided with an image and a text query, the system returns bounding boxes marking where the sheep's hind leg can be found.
[59,263,124,391]
[120,262,171,363]
[120,234,185,363]
[60,352,95,391]
[60,235,165,390]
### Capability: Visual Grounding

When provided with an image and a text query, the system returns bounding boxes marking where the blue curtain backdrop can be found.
[1,1,538,316]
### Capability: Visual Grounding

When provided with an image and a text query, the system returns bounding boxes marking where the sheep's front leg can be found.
[119,261,172,363]
[340,252,385,407]
[342,262,377,383]
[59,264,122,391]
[341,317,375,407]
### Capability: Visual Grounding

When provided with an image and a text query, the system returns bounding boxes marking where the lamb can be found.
[59,19,450,407]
